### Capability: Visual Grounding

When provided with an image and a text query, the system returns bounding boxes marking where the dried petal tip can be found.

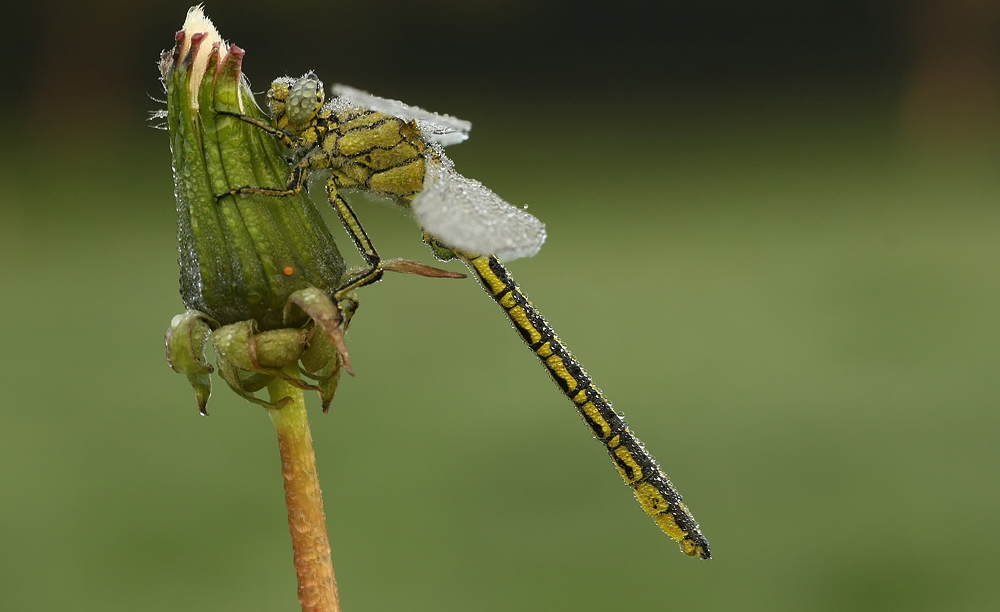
[181,5,224,51]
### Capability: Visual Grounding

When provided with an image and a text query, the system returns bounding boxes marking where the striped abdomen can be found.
[463,255,711,559]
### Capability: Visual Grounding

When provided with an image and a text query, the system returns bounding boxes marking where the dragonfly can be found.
[217,73,712,559]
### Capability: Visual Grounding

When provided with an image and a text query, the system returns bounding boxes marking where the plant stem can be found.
[267,366,340,612]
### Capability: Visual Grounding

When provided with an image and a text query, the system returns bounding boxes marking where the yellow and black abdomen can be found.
[464,254,711,559]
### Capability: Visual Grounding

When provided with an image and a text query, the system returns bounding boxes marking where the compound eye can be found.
[287,73,324,125]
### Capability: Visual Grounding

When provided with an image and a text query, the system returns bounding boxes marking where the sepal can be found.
[165,310,218,415]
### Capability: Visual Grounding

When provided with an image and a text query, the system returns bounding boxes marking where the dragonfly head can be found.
[267,72,324,131]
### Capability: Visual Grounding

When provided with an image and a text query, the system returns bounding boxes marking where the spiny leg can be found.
[326,176,384,300]
[215,109,297,147]
[212,108,326,202]
[216,158,312,202]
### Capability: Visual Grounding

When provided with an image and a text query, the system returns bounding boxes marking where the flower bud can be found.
[161,7,348,413]
[160,7,345,330]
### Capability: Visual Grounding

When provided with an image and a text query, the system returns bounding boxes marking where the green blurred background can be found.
[1,1,998,610]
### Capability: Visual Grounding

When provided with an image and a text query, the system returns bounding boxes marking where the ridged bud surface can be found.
[161,34,344,330]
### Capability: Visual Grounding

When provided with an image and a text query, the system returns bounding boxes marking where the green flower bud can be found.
[161,8,349,414]
[160,17,345,329]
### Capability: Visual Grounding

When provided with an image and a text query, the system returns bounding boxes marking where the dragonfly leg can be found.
[327,176,384,300]
[214,109,297,147]
[215,157,312,202]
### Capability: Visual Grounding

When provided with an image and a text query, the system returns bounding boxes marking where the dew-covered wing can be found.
[331,84,471,146]
[412,158,546,261]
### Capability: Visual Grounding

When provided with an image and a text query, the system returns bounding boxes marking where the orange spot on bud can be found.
[282,266,294,276]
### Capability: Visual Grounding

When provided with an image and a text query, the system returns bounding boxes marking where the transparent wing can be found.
[412,157,546,261]
[331,84,471,146]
